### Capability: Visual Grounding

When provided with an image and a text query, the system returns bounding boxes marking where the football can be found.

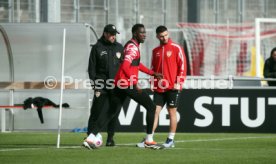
[94,133,103,148]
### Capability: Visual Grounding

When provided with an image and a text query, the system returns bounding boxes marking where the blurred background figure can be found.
[264,47,276,86]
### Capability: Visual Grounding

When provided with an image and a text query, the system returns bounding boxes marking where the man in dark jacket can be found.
[83,24,164,150]
[264,47,276,86]
[87,24,124,146]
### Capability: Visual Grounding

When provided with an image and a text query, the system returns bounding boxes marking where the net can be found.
[178,22,276,77]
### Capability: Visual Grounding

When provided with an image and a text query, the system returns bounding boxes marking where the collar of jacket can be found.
[99,35,116,46]
[130,38,140,47]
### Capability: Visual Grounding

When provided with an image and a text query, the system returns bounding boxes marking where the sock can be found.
[168,132,175,140]
[146,134,153,142]
[87,133,96,142]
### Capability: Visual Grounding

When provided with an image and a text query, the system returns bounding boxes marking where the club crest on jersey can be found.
[116,52,121,59]
[95,91,101,98]
[166,51,172,57]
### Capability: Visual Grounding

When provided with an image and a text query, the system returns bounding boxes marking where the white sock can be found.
[146,134,153,142]
[87,133,96,142]
[168,132,175,140]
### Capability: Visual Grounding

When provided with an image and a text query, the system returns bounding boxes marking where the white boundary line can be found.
[1,136,275,152]
[174,136,276,143]
[116,136,276,146]
[0,148,41,152]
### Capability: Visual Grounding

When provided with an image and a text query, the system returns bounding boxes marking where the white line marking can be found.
[0,148,41,152]
[116,136,276,146]
[175,136,276,143]
[0,136,275,152]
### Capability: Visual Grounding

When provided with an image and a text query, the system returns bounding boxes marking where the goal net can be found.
[178,21,276,77]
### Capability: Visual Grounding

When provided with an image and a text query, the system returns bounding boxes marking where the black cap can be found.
[103,24,120,34]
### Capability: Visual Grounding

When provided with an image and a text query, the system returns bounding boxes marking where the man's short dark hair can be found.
[156,25,168,34]
[132,24,145,34]
[270,47,276,57]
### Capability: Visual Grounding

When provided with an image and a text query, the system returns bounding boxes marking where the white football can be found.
[94,133,103,148]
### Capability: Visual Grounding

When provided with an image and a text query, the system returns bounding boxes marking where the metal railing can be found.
[0,24,15,132]
[0,23,99,132]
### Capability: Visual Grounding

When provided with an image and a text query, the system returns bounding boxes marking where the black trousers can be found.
[87,89,119,138]
[91,85,156,135]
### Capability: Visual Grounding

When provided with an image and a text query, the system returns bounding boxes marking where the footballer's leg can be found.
[84,90,108,149]
[152,92,165,133]
[153,106,162,132]
[106,122,116,146]
[136,106,162,148]
[136,91,164,148]
[106,104,120,146]
[87,90,108,135]
[106,89,122,146]
[163,107,176,148]
[124,86,164,149]
[163,90,179,148]
[83,89,125,150]
[83,133,97,150]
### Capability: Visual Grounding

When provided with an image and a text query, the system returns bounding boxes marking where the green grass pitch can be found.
[0,132,276,164]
